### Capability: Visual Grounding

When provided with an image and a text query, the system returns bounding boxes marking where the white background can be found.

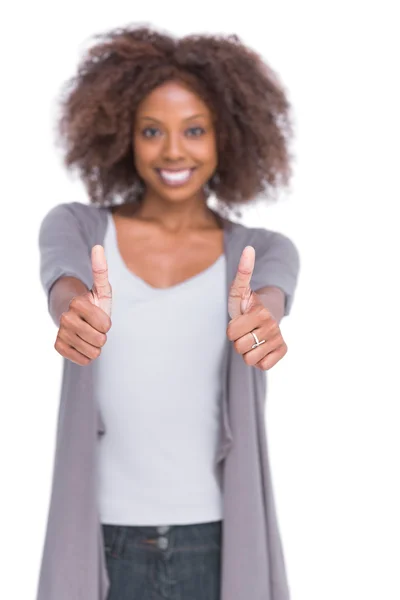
[1,1,399,599]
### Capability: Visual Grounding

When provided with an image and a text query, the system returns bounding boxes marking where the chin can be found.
[146,181,207,204]
[164,190,206,205]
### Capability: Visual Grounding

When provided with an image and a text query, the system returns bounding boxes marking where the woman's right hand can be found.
[54,245,113,366]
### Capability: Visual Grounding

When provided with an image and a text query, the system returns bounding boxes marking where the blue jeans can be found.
[102,520,222,600]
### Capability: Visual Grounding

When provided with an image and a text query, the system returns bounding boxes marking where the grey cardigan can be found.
[36,201,300,600]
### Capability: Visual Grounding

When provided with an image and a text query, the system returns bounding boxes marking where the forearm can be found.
[49,276,89,326]
[255,286,285,324]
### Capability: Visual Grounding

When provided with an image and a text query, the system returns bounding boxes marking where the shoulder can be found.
[226,219,300,268]
[39,201,110,240]
[41,201,108,223]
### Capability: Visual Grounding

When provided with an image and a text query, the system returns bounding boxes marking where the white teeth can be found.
[159,169,192,183]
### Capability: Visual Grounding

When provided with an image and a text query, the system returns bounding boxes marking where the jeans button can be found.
[157,536,169,550]
[157,526,170,535]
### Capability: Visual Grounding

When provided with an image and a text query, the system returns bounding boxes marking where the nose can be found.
[162,132,185,161]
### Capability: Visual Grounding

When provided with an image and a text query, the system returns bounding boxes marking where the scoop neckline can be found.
[107,210,225,293]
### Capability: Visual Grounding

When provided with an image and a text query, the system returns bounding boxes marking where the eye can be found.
[186,126,206,137]
[142,127,160,138]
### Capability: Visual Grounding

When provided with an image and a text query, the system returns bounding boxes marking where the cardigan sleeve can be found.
[38,202,93,312]
[250,229,300,317]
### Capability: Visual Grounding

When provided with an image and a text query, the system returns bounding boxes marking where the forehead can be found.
[136,80,212,120]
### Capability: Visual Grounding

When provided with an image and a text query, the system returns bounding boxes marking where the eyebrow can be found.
[139,113,207,124]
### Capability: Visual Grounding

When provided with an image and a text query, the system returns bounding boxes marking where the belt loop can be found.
[114,526,126,558]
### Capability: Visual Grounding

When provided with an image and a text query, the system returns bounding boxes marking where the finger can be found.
[228,246,255,319]
[256,344,287,371]
[227,305,276,342]
[232,326,267,355]
[234,326,281,357]
[59,310,107,348]
[91,245,110,293]
[54,338,92,366]
[91,245,112,315]
[232,246,255,291]
[57,327,102,361]
[243,343,271,367]
[69,295,111,333]
[227,310,262,342]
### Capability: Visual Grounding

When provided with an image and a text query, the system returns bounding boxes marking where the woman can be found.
[37,25,300,600]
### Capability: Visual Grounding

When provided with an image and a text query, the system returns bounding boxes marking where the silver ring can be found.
[251,331,266,349]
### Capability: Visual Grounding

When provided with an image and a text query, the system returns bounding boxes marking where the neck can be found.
[133,189,220,233]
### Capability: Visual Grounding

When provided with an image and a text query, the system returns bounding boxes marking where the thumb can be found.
[91,245,112,317]
[228,246,255,319]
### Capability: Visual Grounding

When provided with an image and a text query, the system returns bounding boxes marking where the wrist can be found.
[49,276,89,326]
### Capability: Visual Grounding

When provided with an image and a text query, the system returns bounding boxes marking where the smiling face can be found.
[133,80,218,206]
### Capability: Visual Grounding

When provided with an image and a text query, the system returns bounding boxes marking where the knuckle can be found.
[71,294,86,308]
[97,332,107,347]
[258,306,270,321]
[91,347,101,359]
[59,312,70,327]
[271,321,280,335]
[233,340,242,354]
[68,296,77,309]
[54,337,67,355]
[226,324,234,341]
[68,296,80,310]
[99,317,112,333]
[243,353,253,366]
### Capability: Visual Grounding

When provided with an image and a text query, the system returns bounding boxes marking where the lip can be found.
[155,167,197,187]
[155,167,197,172]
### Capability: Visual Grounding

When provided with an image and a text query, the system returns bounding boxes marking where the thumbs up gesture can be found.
[89,245,113,317]
[54,245,112,366]
[226,246,287,371]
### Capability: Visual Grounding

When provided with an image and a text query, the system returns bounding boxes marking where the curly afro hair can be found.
[56,24,295,211]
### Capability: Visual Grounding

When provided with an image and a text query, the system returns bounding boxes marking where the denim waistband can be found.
[102,520,222,557]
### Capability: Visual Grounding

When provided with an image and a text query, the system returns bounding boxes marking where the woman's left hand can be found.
[226,246,287,371]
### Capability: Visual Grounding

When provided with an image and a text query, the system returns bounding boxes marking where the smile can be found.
[156,168,196,187]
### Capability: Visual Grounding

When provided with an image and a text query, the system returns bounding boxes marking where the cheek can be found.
[133,138,158,171]
[193,138,218,166]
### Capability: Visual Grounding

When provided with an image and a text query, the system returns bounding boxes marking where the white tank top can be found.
[94,211,227,526]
